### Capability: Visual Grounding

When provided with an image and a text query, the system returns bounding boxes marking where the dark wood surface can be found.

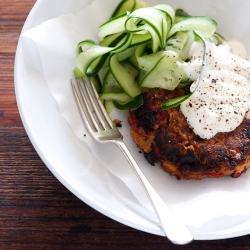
[1,0,250,249]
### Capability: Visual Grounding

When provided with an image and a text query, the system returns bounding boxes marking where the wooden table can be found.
[1,0,250,249]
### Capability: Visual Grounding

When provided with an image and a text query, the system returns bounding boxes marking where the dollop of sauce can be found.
[181,40,250,139]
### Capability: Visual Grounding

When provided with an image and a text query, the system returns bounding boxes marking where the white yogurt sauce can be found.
[181,40,250,139]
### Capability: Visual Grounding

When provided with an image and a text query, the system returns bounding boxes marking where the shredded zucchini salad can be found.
[74,0,223,113]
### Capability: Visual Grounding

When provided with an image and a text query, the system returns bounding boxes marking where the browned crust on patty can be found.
[128,89,250,180]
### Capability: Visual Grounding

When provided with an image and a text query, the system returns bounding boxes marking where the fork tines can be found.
[71,78,113,133]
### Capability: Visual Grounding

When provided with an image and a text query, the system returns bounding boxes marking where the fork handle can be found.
[114,139,193,245]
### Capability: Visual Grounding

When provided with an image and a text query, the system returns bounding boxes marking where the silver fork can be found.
[71,78,193,245]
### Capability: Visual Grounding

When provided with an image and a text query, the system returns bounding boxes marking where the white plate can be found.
[15,0,250,240]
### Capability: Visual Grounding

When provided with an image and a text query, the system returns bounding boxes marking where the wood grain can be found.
[1,0,250,249]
